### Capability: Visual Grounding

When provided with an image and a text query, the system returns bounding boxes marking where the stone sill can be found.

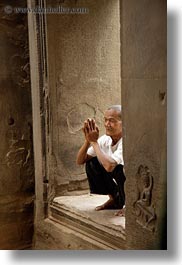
[50,194,126,249]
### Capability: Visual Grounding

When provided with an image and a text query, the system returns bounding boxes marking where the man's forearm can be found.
[91,142,116,172]
[76,140,90,165]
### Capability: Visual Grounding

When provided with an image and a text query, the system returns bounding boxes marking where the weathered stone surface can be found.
[53,194,125,229]
[0,0,34,250]
[123,79,167,249]
[0,194,34,250]
[121,0,167,78]
[34,218,116,250]
[121,0,167,249]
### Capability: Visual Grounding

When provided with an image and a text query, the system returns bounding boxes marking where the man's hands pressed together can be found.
[82,118,99,143]
[81,118,117,172]
[76,118,99,165]
[77,117,117,171]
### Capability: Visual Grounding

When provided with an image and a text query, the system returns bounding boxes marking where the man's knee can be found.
[112,165,126,182]
[112,164,124,174]
[86,157,101,172]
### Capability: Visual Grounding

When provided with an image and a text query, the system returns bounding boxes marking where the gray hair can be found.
[107,105,122,120]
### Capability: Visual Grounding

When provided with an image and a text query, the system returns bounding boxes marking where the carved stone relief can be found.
[66,103,104,135]
[5,136,31,168]
[133,165,156,232]
[4,121,34,191]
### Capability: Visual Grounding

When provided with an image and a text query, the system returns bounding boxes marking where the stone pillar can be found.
[0,1,34,249]
[121,0,167,249]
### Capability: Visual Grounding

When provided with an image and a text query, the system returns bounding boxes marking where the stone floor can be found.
[53,194,125,229]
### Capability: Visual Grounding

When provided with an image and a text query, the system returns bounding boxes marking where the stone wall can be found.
[121,0,167,249]
[0,0,34,249]
[46,0,121,196]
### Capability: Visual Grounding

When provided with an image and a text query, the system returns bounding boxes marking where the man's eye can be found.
[104,119,115,123]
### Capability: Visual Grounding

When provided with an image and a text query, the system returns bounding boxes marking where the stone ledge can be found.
[49,194,126,249]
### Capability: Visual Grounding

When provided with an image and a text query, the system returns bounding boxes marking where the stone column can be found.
[0,0,34,249]
[121,0,167,249]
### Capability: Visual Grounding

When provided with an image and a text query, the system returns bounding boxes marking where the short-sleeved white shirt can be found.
[87,134,124,165]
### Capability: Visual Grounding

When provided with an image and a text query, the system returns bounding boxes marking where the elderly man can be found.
[76,105,125,214]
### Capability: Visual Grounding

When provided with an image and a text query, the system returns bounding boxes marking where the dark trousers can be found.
[85,157,126,209]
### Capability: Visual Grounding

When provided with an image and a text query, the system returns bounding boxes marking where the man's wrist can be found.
[84,140,90,146]
[85,139,90,145]
[90,141,98,146]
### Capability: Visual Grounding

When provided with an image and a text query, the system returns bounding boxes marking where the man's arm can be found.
[76,120,93,165]
[76,139,92,165]
[91,142,117,172]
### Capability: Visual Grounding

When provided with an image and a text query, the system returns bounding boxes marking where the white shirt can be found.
[87,134,124,165]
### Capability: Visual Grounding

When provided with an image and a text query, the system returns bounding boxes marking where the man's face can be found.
[104,109,122,137]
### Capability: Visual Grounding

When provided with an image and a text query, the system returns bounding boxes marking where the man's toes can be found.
[95,205,104,211]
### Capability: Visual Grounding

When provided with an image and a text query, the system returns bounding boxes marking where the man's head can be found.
[104,105,122,138]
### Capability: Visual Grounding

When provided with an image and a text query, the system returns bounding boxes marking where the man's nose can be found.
[105,120,110,126]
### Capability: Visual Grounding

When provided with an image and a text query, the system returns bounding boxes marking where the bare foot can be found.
[95,197,115,211]
[115,207,126,217]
